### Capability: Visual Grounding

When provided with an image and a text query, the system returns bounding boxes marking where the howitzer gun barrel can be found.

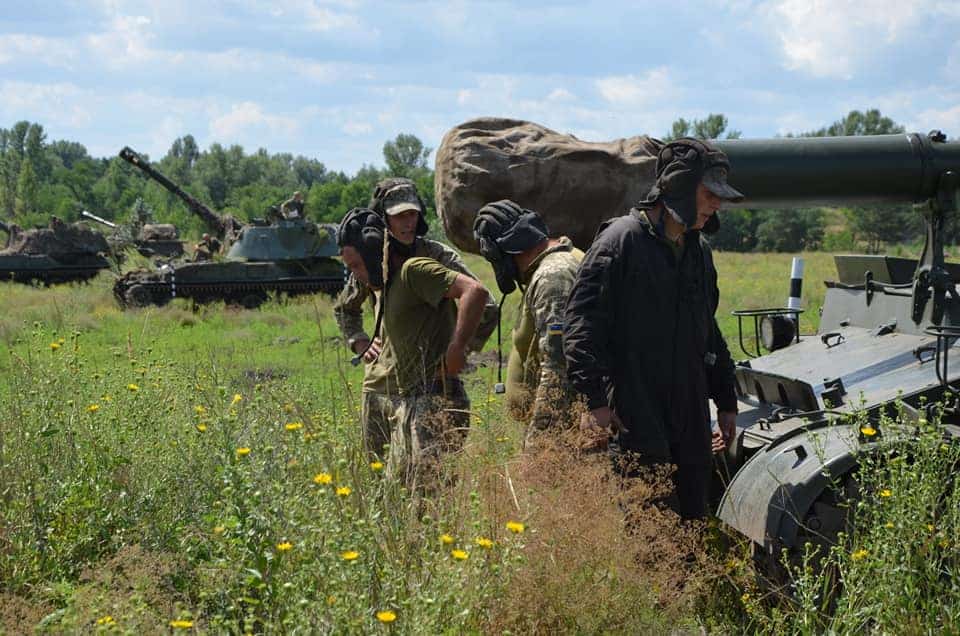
[80,210,117,228]
[715,132,960,209]
[118,146,226,236]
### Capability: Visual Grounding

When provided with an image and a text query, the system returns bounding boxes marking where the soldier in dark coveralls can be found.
[563,138,743,519]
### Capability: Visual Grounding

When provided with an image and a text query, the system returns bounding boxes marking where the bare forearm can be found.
[451,285,487,351]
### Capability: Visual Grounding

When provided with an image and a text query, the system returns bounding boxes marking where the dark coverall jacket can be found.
[563,208,738,468]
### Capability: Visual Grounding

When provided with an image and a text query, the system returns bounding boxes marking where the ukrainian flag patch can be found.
[547,323,564,336]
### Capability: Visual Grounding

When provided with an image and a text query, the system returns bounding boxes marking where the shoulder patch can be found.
[547,323,564,336]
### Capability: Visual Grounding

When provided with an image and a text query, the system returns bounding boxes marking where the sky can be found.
[1,0,958,173]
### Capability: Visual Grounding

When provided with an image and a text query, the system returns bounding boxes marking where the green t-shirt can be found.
[365,257,459,395]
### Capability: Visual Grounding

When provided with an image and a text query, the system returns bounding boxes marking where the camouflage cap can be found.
[382,184,422,216]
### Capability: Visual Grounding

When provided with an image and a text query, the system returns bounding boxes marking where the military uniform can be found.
[334,238,497,456]
[375,257,470,489]
[280,194,304,219]
[504,237,584,437]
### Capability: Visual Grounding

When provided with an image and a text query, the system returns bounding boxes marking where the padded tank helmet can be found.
[473,199,549,295]
[337,207,387,288]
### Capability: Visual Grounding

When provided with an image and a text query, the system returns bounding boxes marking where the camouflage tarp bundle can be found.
[434,118,662,252]
[0,218,110,257]
[139,224,178,241]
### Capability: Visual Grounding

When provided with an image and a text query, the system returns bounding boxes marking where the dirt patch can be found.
[0,592,53,634]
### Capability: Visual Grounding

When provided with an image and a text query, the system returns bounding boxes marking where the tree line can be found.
[0,110,939,251]
[0,124,435,238]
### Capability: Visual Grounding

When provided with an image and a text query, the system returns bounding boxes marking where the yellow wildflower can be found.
[336,486,351,497]
[102,394,112,402]
[49,342,60,351]
[196,423,207,432]
[451,549,469,560]
[127,383,140,392]
[475,537,494,549]
[285,422,303,431]
[741,593,751,603]
[326,595,336,606]
[879,489,892,498]
[505,521,525,534]
[195,405,207,415]
[860,426,877,437]
[941,538,951,549]
[231,393,243,405]
[376,610,397,623]
[439,533,455,545]
[236,447,251,457]
[928,523,936,532]
[96,615,115,625]
[313,472,332,485]
[341,550,360,561]
[87,404,100,413]
[495,436,509,442]
[276,541,293,551]
[851,549,869,561]
[885,522,894,529]
[213,525,225,535]
[370,461,384,471]
[303,432,317,441]
[170,619,194,629]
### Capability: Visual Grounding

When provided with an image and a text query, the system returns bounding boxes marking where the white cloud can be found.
[0,34,78,69]
[595,67,676,107]
[546,88,575,102]
[908,103,960,137]
[342,121,372,136]
[765,0,927,78]
[209,101,299,140]
[0,81,93,128]
[86,14,158,67]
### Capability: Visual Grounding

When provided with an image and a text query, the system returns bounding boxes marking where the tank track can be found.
[1,266,105,285]
[114,273,345,309]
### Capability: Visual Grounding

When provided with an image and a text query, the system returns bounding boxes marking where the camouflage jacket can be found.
[334,237,498,394]
[505,237,584,429]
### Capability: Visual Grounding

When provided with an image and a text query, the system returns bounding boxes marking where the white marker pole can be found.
[787,257,804,311]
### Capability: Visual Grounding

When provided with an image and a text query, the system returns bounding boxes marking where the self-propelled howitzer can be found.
[114,147,345,308]
[435,120,960,577]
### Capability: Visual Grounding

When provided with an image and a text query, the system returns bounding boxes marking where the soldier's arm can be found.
[333,273,372,351]
[528,275,573,429]
[563,233,618,411]
[702,242,738,413]
[423,240,499,351]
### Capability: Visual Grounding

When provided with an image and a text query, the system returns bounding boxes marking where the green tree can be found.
[755,208,824,252]
[383,133,431,177]
[664,113,741,141]
[14,158,39,218]
[799,108,904,137]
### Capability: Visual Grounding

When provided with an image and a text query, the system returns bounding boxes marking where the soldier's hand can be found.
[353,337,382,362]
[579,407,625,451]
[717,411,737,449]
[711,429,726,453]
[444,343,467,376]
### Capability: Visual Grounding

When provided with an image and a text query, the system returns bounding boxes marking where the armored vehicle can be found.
[113,147,345,308]
[435,122,960,571]
[81,210,185,259]
[0,216,111,284]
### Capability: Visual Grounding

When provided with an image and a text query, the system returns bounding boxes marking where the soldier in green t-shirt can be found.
[337,208,489,489]
[333,178,497,458]
[473,200,584,445]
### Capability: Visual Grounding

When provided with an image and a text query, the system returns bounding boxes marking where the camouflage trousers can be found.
[386,378,471,491]
[361,392,401,459]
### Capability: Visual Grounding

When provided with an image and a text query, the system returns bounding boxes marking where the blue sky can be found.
[1,0,958,173]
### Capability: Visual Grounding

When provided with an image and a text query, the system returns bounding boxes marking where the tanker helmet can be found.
[369,177,429,237]
[473,199,549,295]
[337,207,387,289]
[647,137,744,230]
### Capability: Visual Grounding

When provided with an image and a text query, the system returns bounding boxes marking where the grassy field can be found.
[1,249,959,634]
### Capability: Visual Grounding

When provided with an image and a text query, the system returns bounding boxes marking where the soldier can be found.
[193,233,221,261]
[337,208,489,488]
[334,178,497,458]
[473,200,583,443]
[280,191,304,219]
[563,138,742,520]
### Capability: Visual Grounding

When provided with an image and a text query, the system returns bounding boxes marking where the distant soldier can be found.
[280,191,305,219]
[334,177,498,458]
[473,200,584,444]
[337,208,489,488]
[193,233,221,261]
